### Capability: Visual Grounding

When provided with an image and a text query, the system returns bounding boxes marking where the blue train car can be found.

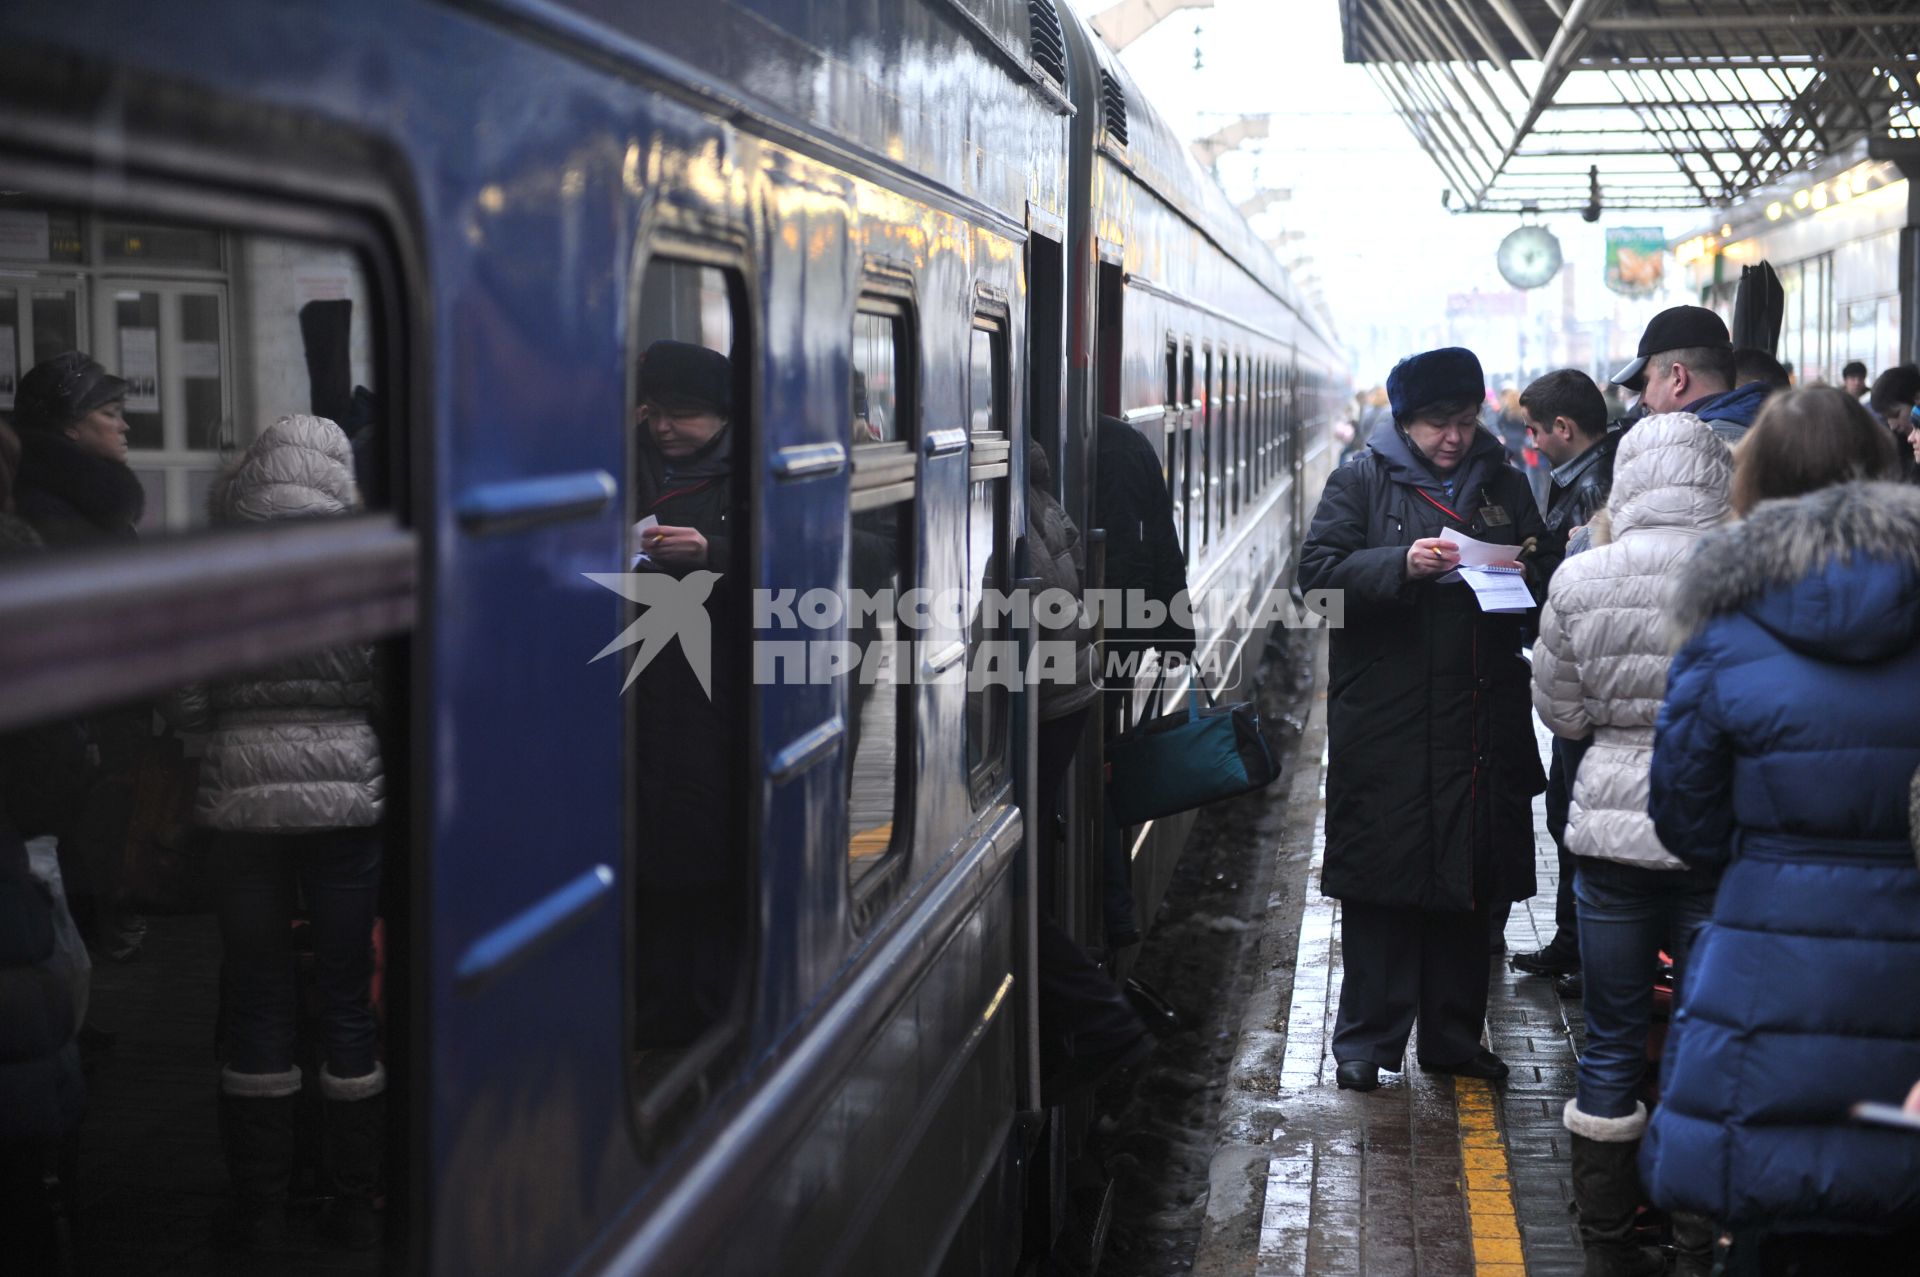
[0,2,1344,1273]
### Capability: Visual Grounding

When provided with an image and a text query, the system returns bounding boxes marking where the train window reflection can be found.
[1,200,390,535]
[1,190,410,1267]
[0,646,409,1273]
[627,254,755,1121]
[846,299,915,911]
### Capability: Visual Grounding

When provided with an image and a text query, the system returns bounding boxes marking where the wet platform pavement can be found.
[1195,676,1590,1277]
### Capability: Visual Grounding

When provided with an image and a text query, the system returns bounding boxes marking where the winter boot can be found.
[319,1063,386,1250]
[217,1066,301,1251]
[1564,1100,1664,1277]
[1669,1211,1718,1277]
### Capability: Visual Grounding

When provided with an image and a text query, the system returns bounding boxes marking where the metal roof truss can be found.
[1341,0,1920,212]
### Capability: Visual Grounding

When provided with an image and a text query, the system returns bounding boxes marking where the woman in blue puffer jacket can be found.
[1641,387,1920,1270]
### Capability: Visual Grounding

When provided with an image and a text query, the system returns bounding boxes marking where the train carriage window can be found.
[1233,354,1246,514]
[1262,360,1274,489]
[0,190,413,1268]
[1197,346,1212,551]
[627,255,756,1125]
[1260,361,1272,489]
[965,322,1009,797]
[1180,344,1194,560]
[1212,350,1227,542]
[1163,339,1183,555]
[1253,359,1265,491]
[846,297,916,908]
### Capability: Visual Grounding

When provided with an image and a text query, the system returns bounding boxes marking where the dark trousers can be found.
[1543,736,1590,952]
[1332,900,1491,1069]
[214,829,382,1079]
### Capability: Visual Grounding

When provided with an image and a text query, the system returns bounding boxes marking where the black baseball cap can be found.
[639,339,731,415]
[1610,305,1732,389]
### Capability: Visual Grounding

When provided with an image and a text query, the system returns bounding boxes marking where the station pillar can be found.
[1873,139,1920,365]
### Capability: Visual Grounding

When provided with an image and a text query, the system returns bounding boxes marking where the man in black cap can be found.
[1610,305,1768,445]
[1298,346,1549,1092]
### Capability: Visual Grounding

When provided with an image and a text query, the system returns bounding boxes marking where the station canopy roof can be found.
[1339,0,1920,213]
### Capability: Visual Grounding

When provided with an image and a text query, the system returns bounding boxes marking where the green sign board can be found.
[1605,227,1666,297]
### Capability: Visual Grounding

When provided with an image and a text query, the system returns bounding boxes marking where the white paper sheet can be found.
[1457,564,1534,613]
[1436,527,1520,567]
[628,515,659,569]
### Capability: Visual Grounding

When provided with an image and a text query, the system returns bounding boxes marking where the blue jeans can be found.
[213,828,382,1079]
[1573,857,1719,1118]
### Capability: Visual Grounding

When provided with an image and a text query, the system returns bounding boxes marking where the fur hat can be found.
[1387,347,1484,421]
[639,340,730,416]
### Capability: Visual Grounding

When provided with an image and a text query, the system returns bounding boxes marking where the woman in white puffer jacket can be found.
[174,414,387,1250]
[1531,413,1731,1277]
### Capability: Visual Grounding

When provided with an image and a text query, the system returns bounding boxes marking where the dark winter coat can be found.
[630,426,740,887]
[14,429,144,546]
[1541,426,1624,565]
[0,513,89,1142]
[1682,380,1769,447]
[1640,480,1920,1232]
[1028,442,1097,721]
[629,429,744,1044]
[1298,425,1551,911]
[1094,416,1193,659]
[637,427,733,574]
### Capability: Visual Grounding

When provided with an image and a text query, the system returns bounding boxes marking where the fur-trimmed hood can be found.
[1668,480,1920,661]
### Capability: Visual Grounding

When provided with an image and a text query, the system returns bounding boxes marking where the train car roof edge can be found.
[1057,2,1342,358]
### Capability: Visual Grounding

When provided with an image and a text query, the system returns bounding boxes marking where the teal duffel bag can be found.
[1106,682,1280,825]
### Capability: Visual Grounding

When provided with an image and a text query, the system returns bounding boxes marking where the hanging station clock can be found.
[1496,224,1563,289]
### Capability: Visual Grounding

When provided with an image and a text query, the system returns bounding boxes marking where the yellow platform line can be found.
[1456,1076,1527,1275]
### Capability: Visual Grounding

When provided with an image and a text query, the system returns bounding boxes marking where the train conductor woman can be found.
[1297,347,1551,1093]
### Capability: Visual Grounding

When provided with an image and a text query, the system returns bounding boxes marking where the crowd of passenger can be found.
[1306,306,1920,1274]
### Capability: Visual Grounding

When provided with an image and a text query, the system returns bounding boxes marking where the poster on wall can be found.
[120,327,160,412]
[0,326,16,411]
[1605,228,1666,297]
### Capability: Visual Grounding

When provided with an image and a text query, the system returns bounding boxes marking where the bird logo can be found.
[582,570,721,697]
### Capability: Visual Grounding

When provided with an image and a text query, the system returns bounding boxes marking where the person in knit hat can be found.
[1298,346,1552,1094]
